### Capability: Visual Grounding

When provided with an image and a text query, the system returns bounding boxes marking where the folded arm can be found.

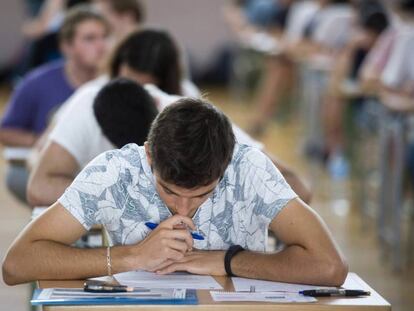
[2,203,194,285]
[158,199,348,287]
[0,128,38,147]
[27,142,79,207]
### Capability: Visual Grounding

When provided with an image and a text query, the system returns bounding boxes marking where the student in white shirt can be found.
[249,0,353,135]
[378,0,414,108]
[27,29,311,207]
[3,96,347,286]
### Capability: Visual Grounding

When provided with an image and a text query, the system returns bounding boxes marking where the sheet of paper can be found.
[232,277,336,293]
[210,291,316,303]
[114,270,223,290]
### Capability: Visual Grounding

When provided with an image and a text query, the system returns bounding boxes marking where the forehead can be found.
[155,173,218,198]
[73,19,108,36]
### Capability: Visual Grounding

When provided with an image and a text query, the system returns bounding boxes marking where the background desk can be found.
[37,273,390,311]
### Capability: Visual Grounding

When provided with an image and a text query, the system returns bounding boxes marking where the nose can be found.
[175,197,192,216]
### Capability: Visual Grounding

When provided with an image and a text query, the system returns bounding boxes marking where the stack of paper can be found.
[232,277,335,293]
[208,277,337,303]
[210,291,316,303]
[114,270,223,290]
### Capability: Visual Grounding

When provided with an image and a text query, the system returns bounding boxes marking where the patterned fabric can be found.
[59,143,297,252]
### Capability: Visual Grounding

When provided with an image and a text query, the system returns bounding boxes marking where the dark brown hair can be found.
[147,98,235,189]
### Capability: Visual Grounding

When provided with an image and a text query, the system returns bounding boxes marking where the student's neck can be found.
[65,60,98,88]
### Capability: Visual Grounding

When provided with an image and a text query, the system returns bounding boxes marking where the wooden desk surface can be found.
[38,273,390,311]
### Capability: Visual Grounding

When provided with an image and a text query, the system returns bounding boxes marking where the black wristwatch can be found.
[224,245,244,277]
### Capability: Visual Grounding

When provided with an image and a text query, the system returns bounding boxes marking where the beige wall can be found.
[0,0,25,67]
[142,0,235,73]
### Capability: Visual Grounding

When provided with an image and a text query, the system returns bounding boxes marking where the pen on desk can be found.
[300,289,371,297]
[84,284,136,293]
[145,222,205,240]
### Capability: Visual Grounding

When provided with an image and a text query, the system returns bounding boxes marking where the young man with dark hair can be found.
[0,5,109,202]
[3,98,347,286]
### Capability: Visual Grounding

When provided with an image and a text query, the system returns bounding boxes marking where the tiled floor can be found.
[0,86,413,310]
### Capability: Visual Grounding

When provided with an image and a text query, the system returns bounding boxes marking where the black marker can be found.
[300,289,371,297]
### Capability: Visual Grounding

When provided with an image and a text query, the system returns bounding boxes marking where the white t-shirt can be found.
[49,76,263,168]
[284,0,319,43]
[312,4,354,50]
[381,24,414,90]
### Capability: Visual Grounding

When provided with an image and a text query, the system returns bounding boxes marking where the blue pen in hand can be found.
[145,222,205,240]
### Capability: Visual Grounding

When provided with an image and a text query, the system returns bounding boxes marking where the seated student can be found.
[2,97,347,286]
[28,29,311,207]
[379,1,414,98]
[0,5,109,202]
[321,0,389,167]
[376,0,414,178]
[248,0,354,136]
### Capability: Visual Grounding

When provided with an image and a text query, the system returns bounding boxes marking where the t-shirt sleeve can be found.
[381,31,414,88]
[241,148,298,223]
[1,77,36,131]
[58,149,123,230]
[232,124,264,150]
[48,87,97,167]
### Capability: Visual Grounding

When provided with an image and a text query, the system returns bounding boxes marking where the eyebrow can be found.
[159,182,216,198]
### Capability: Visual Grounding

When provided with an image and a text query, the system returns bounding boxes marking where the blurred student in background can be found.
[375,0,414,180]
[0,5,109,202]
[379,0,414,100]
[28,28,311,207]
[246,0,354,136]
[322,0,389,168]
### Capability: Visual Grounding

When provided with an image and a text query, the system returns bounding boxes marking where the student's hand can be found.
[155,250,226,276]
[131,215,195,272]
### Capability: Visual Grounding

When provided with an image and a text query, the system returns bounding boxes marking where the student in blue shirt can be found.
[0,5,109,202]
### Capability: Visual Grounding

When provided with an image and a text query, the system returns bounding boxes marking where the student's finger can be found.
[160,215,195,231]
[166,248,185,261]
[165,238,191,253]
[149,259,174,272]
[159,229,193,249]
[169,229,194,249]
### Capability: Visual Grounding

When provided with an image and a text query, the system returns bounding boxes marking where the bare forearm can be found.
[3,240,134,285]
[231,245,347,286]
[27,174,73,207]
[0,129,37,147]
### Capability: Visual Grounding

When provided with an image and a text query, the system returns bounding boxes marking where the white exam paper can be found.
[232,277,336,293]
[210,291,316,303]
[114,270,223,290]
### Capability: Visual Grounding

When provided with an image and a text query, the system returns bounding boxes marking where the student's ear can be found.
[144,142,152,167]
